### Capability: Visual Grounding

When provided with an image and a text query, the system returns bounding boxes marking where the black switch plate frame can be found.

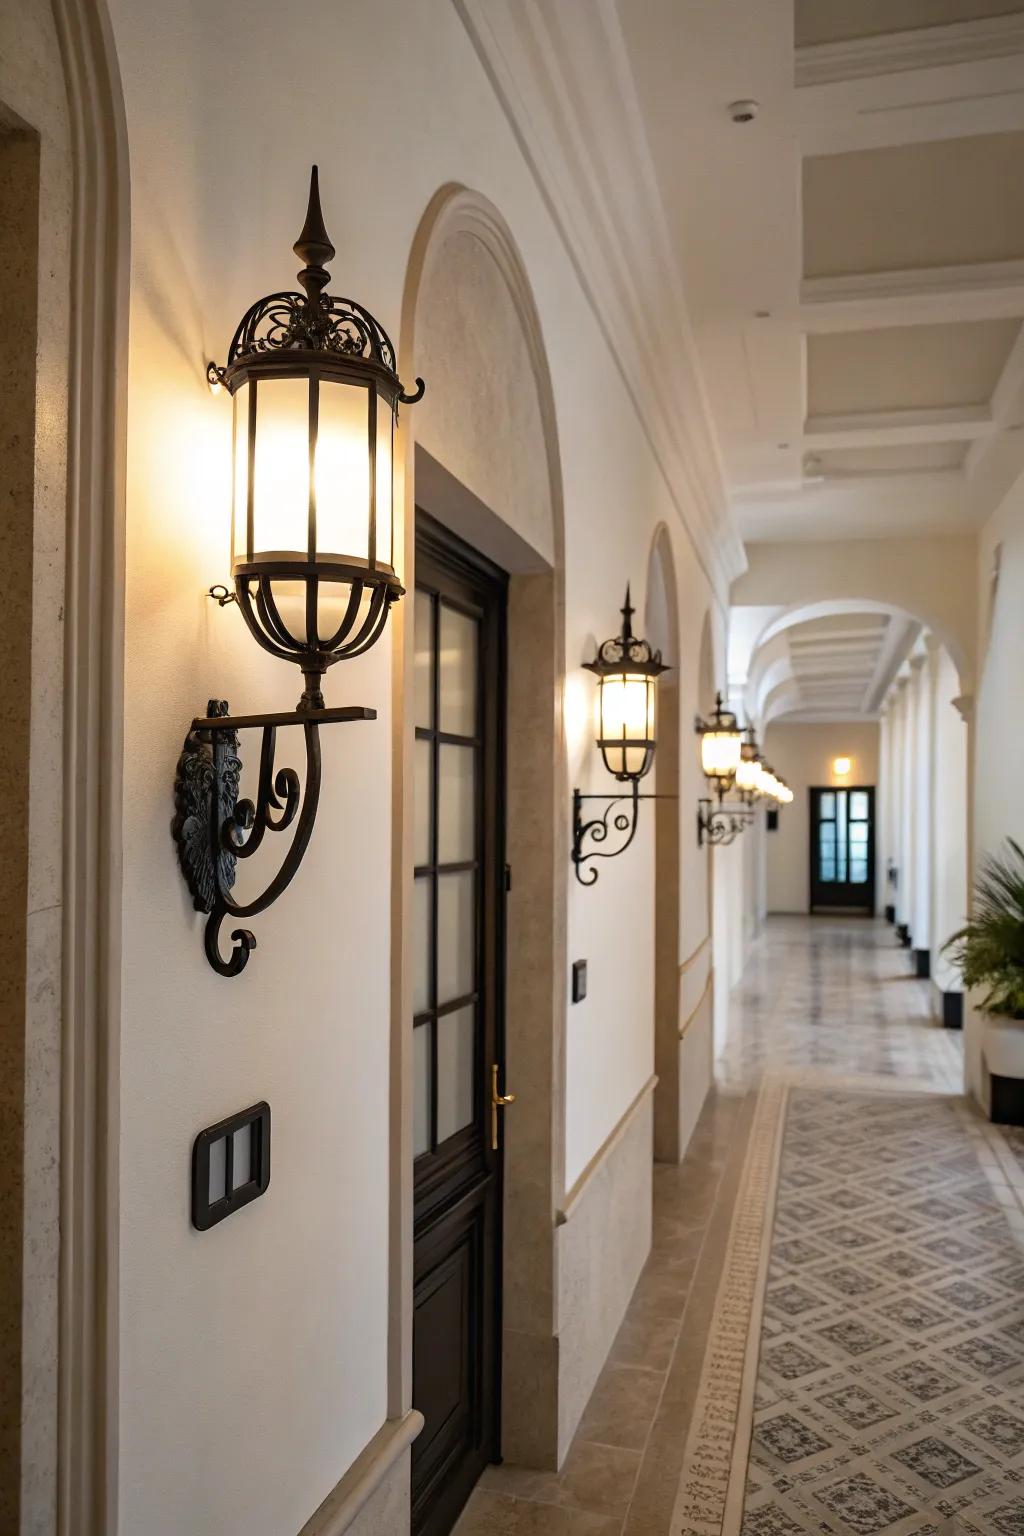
[191,1100,271,1231]
[572,959,587,1003]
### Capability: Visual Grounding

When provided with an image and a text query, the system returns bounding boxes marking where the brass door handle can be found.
[491,1063,516,1151]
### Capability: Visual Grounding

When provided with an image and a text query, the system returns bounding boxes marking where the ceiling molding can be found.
[795,13,1024,89]
[965,318,1024,476]
[453,0,746,600]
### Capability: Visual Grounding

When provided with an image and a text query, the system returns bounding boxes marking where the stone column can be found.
[910,643,938,973]
[878,702,894,920]
[894,676,914,941]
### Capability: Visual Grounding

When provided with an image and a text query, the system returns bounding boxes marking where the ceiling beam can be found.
[795,13,1024,89]
[800,261,1024,333]
[804,405,992,451]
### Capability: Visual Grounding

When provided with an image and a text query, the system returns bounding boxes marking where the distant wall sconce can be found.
[173,166,424,975]
[833,756,852,778]
[571,588,669,885]
[695,703,791,846]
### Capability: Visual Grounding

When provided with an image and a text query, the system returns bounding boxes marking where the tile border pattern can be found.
[671,1077,788,1535]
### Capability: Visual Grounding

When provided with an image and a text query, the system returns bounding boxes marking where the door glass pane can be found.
[819,791,836,818]
[850,859,869,885]
[437,870,474,1005]
[438,744,475,864]
[436,1006,475,1143]
[413,1022,431,1156]
[439,605,477,737]
[414,592,433,729]
[820,857,836,882]
[413,876,432,1016]
[850,823,868,849]
[850,790,869,820]
[414,739,432,869]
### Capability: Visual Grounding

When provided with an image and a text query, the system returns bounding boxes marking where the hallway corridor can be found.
[457,920,1024,1536]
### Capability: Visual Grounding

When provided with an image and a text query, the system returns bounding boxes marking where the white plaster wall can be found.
[106,0,726,1525]
[967,466,1024,1104]
[763,722,880,914]
[931,645,969,995]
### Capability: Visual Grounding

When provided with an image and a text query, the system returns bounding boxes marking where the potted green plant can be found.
[946,837,1024,1124]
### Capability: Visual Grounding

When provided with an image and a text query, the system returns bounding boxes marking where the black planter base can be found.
[941,990,963,1030]
[896,923,911,948]
[991,1072,1024,1128]
[884,904,895,924]
[913,948,930,980]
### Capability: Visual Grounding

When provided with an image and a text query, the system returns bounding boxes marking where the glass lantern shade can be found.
[214,165,423,711]
[584,587,668,784]
[734,750,762,796]
[595,670,657,780]
[698,694,742,790]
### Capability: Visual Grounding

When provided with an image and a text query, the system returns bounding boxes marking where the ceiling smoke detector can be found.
[728,99,759,124]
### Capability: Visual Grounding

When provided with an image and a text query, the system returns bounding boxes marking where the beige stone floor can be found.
[453,917,973,1535]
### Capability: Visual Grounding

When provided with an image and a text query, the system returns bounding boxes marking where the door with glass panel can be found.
[411,514,507,1536]
[810,786,875,914]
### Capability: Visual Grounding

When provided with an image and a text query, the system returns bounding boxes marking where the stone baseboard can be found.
[991,1073,1024,1128]
[933,985,963,1030]
[896,923,911,948]
[884,904,895,924]
[913,948,930,980]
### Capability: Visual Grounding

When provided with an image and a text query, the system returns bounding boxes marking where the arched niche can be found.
[396,186,567,1468]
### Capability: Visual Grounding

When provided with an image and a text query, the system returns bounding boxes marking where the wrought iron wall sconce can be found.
[694,700,791,847]
[173,165,423,975]
[571,589,669,886]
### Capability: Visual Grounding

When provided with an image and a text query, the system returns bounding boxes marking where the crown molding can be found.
[796,12,1024,88]
[453,0,746,602]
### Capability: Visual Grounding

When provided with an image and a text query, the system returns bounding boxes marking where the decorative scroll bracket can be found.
[172,698,375,976]
[572,783,684,886]
[696,798,755,849]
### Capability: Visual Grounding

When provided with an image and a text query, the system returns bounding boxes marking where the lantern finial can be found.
[621,584,634,642]
[294,164,336,301]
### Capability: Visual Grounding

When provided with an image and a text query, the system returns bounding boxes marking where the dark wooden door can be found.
[809,786,875,914]
[411,514,507,1536]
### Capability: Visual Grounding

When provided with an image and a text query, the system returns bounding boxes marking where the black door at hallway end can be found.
[809,786,875,915]
[411,513,508,1536]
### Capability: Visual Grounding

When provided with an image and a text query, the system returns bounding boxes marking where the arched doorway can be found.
[397,185,567,1523]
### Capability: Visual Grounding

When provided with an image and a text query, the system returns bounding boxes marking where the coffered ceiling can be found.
[617,0,1024,544]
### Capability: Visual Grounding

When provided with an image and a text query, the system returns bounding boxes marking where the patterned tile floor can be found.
[742,1087,1024,1535]
[454,917,1024,1535]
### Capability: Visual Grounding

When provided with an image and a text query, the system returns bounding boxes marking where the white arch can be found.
[751,598,969,694]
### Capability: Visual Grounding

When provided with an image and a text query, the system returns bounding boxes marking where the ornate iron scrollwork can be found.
[172,699,374,976]
[696,797,754,848]
[571,783,642,887]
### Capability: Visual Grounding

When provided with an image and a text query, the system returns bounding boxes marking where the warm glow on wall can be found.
[833,756,852,778]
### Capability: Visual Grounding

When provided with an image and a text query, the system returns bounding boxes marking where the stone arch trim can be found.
[393,186,568,1465]
[645,527,684,1161]
[52,1,129,1530]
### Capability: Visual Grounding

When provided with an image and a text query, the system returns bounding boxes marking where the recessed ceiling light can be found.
[728,99,759,124]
